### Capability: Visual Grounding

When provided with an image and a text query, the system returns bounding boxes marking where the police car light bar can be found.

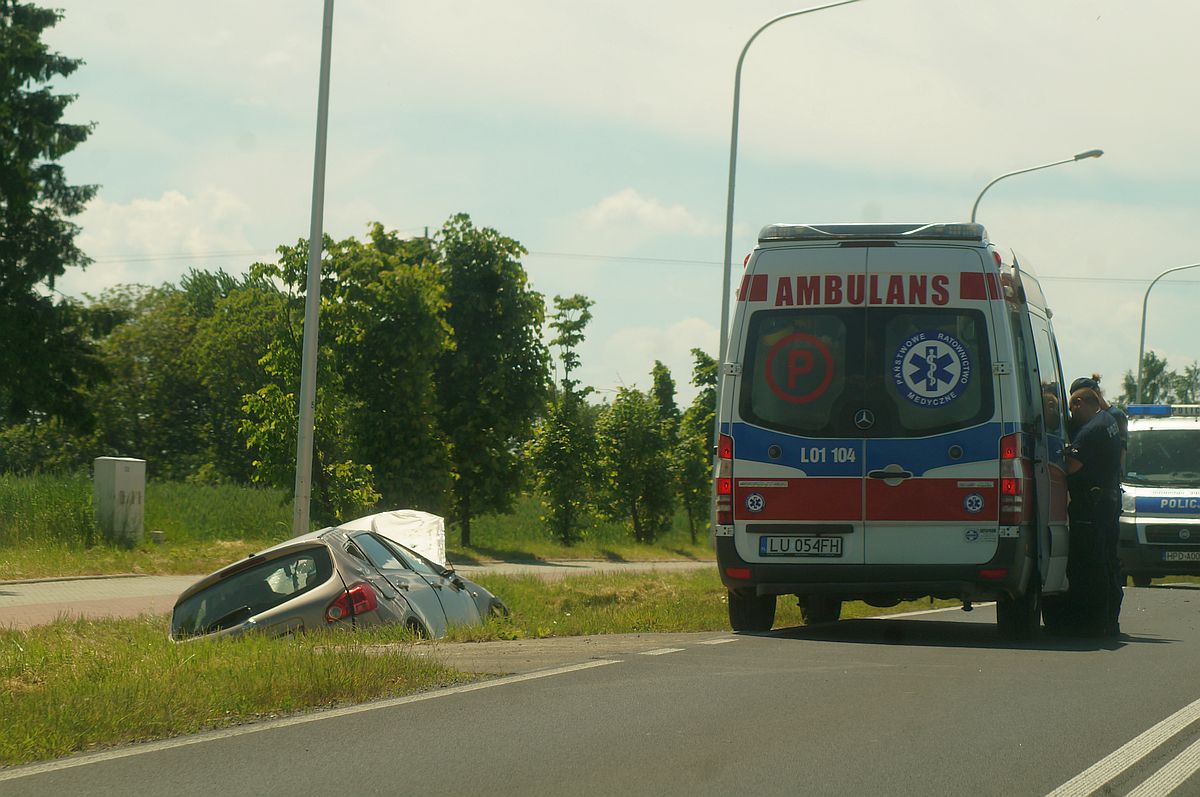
[1126,404,1173,417]
[758,223,986,243]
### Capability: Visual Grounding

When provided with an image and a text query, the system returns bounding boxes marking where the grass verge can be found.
[2,569,958,766]
[0,615,471,767]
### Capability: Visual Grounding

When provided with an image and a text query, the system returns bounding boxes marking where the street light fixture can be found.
[715,0,864,442]
[969,148,1103,223]
[1136,262,1200,403]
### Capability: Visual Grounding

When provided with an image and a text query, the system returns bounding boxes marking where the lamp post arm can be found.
[1136,262,1200,404]
[719,0,862,373]
[969,157,1075,223]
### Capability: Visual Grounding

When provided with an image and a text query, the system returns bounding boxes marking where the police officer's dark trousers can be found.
[1066,490,1113,635]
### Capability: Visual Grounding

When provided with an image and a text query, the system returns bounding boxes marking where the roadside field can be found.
[0,568,953,766]
[0,473,711,580]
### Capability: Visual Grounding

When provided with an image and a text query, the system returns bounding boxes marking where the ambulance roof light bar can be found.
[758,222,986,243]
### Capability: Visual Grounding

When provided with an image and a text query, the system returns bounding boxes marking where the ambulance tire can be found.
[997,566,1041,641]
[799,595,842,625]
[728,590,776,632]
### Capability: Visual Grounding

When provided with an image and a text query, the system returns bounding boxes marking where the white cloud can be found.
[581,189,719,239]
[58,189,261,296]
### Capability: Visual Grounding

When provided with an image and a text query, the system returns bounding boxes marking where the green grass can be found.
[0,615,472,767]
[444,568,956,641]
[0,473,712,580]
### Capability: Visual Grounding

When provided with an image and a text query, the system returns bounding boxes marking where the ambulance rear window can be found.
[739,307,993,438]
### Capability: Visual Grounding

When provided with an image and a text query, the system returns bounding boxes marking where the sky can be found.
[42,0,1200,406]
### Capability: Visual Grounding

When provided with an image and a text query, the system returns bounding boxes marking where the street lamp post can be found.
[1136,262,1200,403]
[718,0,863,381]
[969,148,1103,223]
[293,0,335,536]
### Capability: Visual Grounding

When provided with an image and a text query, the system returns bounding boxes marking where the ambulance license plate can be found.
[1163,551,1200,561]
[760,536,843,557]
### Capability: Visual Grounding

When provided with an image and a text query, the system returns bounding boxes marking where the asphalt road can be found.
[5,584,1200,796]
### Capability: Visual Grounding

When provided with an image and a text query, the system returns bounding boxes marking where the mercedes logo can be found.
[854,409,875,430]
[1181,528,1192,541]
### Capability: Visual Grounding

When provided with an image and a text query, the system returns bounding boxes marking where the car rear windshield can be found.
[1125,429,1200,487]
[171,546,334,639]
[739,307,993,438]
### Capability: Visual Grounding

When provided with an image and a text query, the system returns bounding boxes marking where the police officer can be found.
[1064,387,1124,636]
[1070,374,1128,635]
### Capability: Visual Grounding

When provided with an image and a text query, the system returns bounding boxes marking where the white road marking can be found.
[639,647,685,656]
[1125,735,1200,797]
[1046,696,1200,796]
[698,638,738,645]
[0,659,621,784]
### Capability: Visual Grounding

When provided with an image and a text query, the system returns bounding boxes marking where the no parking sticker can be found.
[764,333,834,405]
[892,330,972,407]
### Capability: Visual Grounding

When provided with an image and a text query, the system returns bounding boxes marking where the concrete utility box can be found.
[93,457,146,546]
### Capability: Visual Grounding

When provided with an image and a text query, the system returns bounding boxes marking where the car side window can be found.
[351,533,409,571]
[376,536,443,577]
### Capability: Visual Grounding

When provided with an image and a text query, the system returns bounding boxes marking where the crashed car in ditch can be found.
[169,512,507,641]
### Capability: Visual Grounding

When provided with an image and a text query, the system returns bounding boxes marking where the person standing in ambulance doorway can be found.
[1071,374,1128,634]
[1063,387,1124,637]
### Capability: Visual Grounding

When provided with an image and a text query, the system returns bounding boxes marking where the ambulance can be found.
[1118,404,1200,586]
[714,222,1070,639]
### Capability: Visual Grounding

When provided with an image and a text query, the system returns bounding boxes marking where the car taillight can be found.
[325,581,378,623]
[715,433,734,524]
[999,432,1034,526]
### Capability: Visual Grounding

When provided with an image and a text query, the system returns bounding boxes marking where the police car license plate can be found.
[759,536,843,557]
[1163,551,1200,561]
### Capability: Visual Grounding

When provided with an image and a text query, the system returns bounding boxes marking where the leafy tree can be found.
[88,285,209,478]
[0,2,101,427]
[1121,352,1178,405]
[435,214,549,546]
[187,271,288,483]
[323,223,452,511]
[675,348,717,543]
[595,386,674,543]
[240,239,379,524]
[651,360,680,439]
[528,294,595,545]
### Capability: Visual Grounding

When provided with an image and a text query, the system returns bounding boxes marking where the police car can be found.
[1118,404,1200,586]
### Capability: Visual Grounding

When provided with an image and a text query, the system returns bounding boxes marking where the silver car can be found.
[170,526,508,641]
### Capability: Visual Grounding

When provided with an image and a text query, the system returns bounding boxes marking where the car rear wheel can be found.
[488,599,510,618]
[1131,575,1152,588]
[728,590,776,632]
[406,618,429,638]
[799,595,842,625]
[998,565,1041,640]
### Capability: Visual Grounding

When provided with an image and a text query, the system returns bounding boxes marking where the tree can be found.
[675,348,717,543]
[435,214,549,546]
[595,386,674,543]
[1121,352,1182,405]
[0,2,101,427]
[528,294,595,544]
[650,360,680,440]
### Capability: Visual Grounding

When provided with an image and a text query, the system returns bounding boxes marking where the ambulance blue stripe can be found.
[866,423,1002,475]
[1134,496,1200,514]
[730,422,1002,476]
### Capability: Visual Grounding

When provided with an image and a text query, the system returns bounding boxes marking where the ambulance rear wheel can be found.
[728,590,776,632]
[799,595,842,625]
[998,567,1041,641]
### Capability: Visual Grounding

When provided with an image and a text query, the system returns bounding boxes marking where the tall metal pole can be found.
[293,0,335,536]
[1136,262,1200,404]
[712,0,863,527]
[969,148,1103,223]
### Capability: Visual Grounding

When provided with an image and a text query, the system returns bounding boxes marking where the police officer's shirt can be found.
[1107,406,1129,451]
[1067,410,1122,499]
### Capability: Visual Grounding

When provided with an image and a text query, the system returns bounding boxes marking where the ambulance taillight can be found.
[999,433,1035,526]
[716,434,734,524]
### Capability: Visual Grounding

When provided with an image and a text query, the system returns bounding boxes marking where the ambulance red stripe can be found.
[733,479,860,521]
[866,479,999,521]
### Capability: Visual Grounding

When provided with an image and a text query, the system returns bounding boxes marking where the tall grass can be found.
[0,615,470,766]
[0,473,98,548]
